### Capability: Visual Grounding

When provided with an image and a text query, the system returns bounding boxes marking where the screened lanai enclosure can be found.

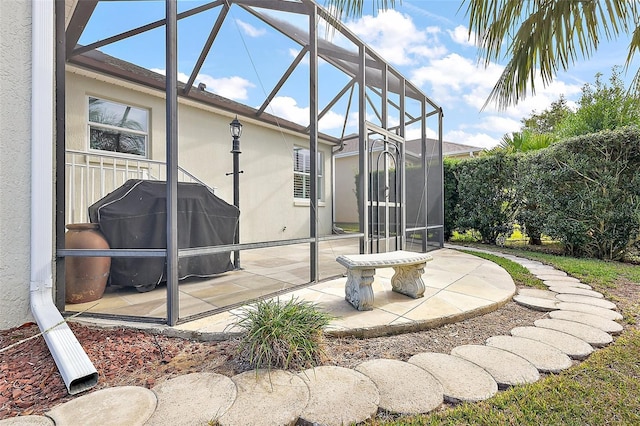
[58,0,444,326]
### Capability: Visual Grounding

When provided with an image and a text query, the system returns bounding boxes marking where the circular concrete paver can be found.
[525,262,555,268]
[46,386,156,426]
[536,275,579,282]
[517,258,544,264]
[524,264,556,271]
[486,335,573,373]
[548,310,623,335]
[510,326,594,360]
[148,373,236,425]
[543,280,592,289]
[0,417,53,426]
[219,370,308,426]
[533,269,575,281]
[408,352,498,403]
[555,302,623,321]
[539,275,581,283]
[518,263,547,270]
[355,359,443,415]
[298,366,379,426]
[548,287,604,298]
[450,345,540,388]
[555,294,617,310]
[517,288,558,300]
[513,295,559,312]
[534,318,613,347]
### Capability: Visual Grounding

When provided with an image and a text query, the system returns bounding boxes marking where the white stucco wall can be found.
[65,69,334,243]
[0,0,34,329]
[334,153,360,224]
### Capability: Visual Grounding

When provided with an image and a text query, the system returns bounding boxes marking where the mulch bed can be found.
[0,299,546,419]
[2,278,637,420]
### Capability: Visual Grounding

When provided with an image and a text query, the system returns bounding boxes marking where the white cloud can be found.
[236,20,266,37]
[405,126,438,140]
[444,130,499,149]
[472,115,521,134]
[319,110,346,131]
[346,10,447,66]
[199,75,255,101]
[338,8,584,147]
[151,68,189,83]
[410,53,503,94]
[409,53,583,125]
[150,68,255,101]
[289,48,310,66]
[409,44,448,60]
[494,80,583,119]
[346,111,360,130]
[265,96,306,123]
[267,96,345,131]
[409,54,503,112]
[448,25,477,47]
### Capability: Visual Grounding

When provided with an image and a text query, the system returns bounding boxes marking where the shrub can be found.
[530,126,640,260]
[235,297,332,371]
[454,152,518,244]
[515,152,546,245]
[443,158,459,241]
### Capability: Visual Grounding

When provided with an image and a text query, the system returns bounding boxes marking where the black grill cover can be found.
[88,179,239,291]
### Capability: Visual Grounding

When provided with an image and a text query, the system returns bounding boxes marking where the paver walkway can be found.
[0,247,624,426]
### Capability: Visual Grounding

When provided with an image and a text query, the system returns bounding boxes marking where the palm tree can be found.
[326,0,640,109]
[488,130,554,154]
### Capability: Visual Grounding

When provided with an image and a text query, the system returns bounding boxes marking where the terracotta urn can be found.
[65,223,111,304]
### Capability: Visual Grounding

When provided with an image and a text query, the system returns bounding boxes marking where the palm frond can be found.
[626,15,640,94]
[322,0,399,20]
[464,0,639,109]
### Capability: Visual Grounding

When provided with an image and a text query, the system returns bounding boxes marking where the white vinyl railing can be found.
[65,149,211,224]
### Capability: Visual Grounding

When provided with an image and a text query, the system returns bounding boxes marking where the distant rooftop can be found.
[336,135,484,158]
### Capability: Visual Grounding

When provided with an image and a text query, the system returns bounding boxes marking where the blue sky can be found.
[79,0,638,149]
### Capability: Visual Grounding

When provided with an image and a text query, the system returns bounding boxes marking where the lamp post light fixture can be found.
[230,116,242,151]
[229,116,243,269]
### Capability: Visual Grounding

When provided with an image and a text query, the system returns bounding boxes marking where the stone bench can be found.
[336,250,434,311]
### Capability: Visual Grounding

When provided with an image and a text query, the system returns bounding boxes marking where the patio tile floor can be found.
[69,244,516,338]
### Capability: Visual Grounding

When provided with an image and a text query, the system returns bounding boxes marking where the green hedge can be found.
[443,158,459,241]
[515,152,545,245]
[524,127,640,260]
[454,152,518,244]
[445,126,640,260]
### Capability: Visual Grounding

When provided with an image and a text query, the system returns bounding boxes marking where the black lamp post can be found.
[229,116,243,269]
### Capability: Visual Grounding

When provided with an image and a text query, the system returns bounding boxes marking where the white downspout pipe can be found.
[31,0,98,395]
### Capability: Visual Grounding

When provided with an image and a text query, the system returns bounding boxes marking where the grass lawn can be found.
[366,246,640,426]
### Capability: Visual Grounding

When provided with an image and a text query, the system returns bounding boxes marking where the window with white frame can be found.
[88,97,149,157]
[293,147,323,200]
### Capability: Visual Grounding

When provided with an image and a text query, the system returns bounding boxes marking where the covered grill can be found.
[88,179,239,291]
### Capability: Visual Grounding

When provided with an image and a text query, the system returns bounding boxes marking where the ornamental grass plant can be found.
[235,297,332,371]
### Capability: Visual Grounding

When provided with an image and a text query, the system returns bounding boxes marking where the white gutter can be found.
[31,0,98,395]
